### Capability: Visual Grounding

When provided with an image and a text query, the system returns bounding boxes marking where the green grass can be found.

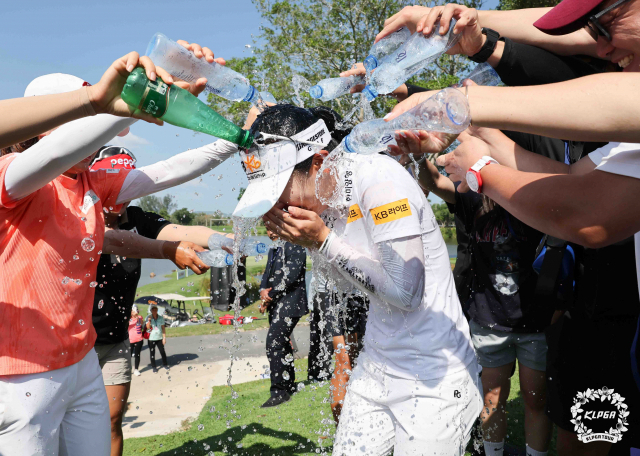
[124,360,334,456]
[136,255,312,338]
[211,225,269,236]
[124,361,555,456]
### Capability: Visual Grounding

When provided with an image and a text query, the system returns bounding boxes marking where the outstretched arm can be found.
[387,73,640,143]
[263,206,425,312]
[436,132,640,248]
[156,224,223,248]
[103,228,209,274]
[115,139,238,204]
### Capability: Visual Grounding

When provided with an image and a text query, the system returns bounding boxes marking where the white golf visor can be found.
[233,119,332,218]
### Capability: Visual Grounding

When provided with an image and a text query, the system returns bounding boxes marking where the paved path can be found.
[123,325,311,439]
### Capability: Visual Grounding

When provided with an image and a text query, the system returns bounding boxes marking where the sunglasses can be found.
[586,0,631,41]
[92,145,137,165]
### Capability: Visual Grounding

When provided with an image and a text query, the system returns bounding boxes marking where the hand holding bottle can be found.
[172,39,226,96]
[88,52,171,125]
[377,4,484,58]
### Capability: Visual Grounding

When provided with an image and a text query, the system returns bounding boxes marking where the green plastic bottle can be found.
[121,68,253,148]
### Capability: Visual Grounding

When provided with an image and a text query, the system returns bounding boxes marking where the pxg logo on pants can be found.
[571,387,629,443]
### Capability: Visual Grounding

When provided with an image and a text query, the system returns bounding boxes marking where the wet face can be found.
[592,0,640,71]
[277,154,328,214]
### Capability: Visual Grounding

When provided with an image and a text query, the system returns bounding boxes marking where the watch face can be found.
[466,170,480,193]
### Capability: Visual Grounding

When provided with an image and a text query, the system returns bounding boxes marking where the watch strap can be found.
[469,28,500,63]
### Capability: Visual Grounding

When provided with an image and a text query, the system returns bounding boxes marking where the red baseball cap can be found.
[90,146,137,171]
[534,0,604,35]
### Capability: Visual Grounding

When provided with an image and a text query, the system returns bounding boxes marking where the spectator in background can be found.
[259,242,307,407]
[146,304,167,373]
[129,305,144,377]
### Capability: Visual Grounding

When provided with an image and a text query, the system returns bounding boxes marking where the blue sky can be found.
[0,0,498,214]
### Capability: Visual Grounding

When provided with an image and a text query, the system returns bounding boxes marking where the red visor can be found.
[534,0,604,35]
[90,153,137,171]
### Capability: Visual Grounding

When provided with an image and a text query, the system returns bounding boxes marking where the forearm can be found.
[115,139,237,204]
[4,114,136,201]
[320,233,425,311]
[478,8,597,57]
[156,224,216,248]
[479,165,640,248]
[418,159,455,204]
[468,74,640,142]
[0,88,96,149]
[103,228,166,259]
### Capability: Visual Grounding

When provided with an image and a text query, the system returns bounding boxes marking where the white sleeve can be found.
[4,114,136,201]
[115,139,238,204]
[587,142,640,179]
[320,232,425,311]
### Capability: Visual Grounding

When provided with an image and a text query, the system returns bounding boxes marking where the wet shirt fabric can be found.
[0,154,130,375]
[92,206,170,345]
[318,154,476,380]
[453,189,548,333]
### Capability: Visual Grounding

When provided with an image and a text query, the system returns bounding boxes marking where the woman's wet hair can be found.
[251,103,351,175]
[1,137,39,157]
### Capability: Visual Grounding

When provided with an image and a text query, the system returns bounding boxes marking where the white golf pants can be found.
[333,353,483,456]
[0,349,110,456]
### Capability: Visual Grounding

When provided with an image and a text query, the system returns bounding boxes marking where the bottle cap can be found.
[309,85,323,99]
[363,55,378,72]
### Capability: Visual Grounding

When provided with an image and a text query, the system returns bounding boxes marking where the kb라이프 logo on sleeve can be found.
[570,387,629,443]
[370,198,412,225]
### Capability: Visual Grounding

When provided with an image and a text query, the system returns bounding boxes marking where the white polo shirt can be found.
[318,153,476,380]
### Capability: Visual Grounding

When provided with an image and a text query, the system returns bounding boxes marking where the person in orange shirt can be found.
[0,42,237,456]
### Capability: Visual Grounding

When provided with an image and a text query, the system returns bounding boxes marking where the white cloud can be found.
[108,132,150,148]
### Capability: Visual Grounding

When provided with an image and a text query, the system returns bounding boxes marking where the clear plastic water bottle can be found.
[343,88,470,154]
[260,91,277,104]
[457,62,501,87]
[146,33,261,104]
[362,21,461,101]
[363,26,411,72]
[309,75,365,101]
[207,234,272,256]
[197,250,234,267]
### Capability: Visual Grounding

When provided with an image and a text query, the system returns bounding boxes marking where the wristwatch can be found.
[469,28,501,63]
[466,156,499,193]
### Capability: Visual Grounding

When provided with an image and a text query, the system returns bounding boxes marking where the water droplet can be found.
[198,424,204,431]
[78,320,84,325]
[282,371,290,381]
[73,255,79,260]
[90,282,98,288]
[61,276,70,285]
[81,238,95,252]
[98,300,104,309]
[25,392,31,397]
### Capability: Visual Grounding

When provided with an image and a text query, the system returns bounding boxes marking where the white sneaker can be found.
[134,369,141,376]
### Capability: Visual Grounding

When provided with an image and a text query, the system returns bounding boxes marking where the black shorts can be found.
[313,291,369,338]
[545,313,640,452]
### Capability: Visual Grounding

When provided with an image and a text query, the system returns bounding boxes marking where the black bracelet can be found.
[469,28,500,63]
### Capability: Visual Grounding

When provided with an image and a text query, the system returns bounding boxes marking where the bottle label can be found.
[140,79,169,118]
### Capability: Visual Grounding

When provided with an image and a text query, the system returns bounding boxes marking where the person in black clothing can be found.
[259,242,308,407]
[377,5,640,455]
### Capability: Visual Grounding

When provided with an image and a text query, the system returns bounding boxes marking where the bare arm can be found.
[388,73,640,143]
[477,8,597,57]
[0,89,96,150]
[156,224,219,248]
[436,133,637,248]
[417,158,455,204]
[103,228,210,274]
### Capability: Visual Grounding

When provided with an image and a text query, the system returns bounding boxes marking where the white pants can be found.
[334,353,483,456]
[0,349,110,456]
